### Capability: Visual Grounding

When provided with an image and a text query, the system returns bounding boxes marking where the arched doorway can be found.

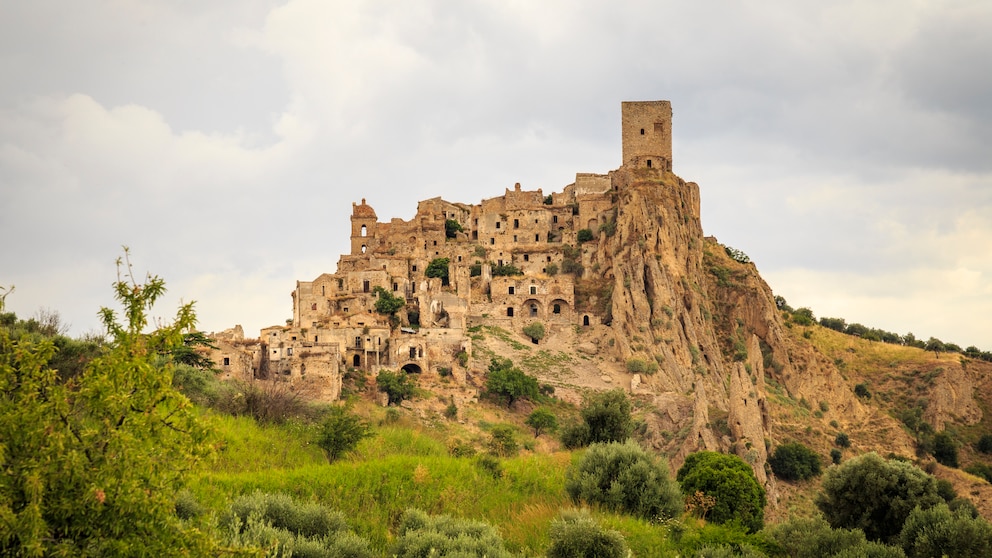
[583,315,590,326]
[401,363,422,374]
[353,354,361,367]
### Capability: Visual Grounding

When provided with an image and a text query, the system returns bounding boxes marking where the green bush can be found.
[444,219,463,239]
[491,263,523,276]
[525,408,558,437]
[816,452,943,542]
[372,286,405,315]
[546,509,629,558]
[932,431,959,467]
[560,421,591,449]
[854,383,872,399]
[565,440,683,520]
[976,434,992,454]
[831,449,843,464]
[425,257,450,285]
[485,357,539,407]
[581,389,633,444]
[577,229,594,243]
[486,424,519,457]
[677,451,766,533]
[392,509,512,558]
[835,432,851,448]
[316,406,372,462]
[766,517,872,558]
[625,358,658,374]
[523,322,546,342]
[769,442,822,481]
[376,370,416,405]
[964,463,992,483]
[899,503,992,558]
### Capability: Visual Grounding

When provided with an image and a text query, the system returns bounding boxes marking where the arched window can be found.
[553,304,561,314]
[360,224,367,237]
[583,315,590,326]
[353,354,361,367]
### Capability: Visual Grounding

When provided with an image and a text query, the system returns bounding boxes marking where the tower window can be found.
[553,304,561,314]
[496,222,501,229]
[523,254,529,262]
[513,219,519,228]
[647,160,652,168]
[530,286,537,295]
[640,128,645,135]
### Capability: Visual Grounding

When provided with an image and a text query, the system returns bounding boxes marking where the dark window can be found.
[647,159,652,168]
[410,347,416,358]
[223,357,230,366]
[640,128,645,135]
[363,280,370,293]
[507,307,514,317]
[530,286,537,295]
[553,215,558,224]
[412,265,417,272]
[535,234,540,242]
[496,222,501,229]
[508,286,515,294]
[553,304,561,314]
[490,238,495,245]
[513,219,519,228]
[513,235,517,242]
[353,354,361,367]
[530,304,538,317]
[355,336,362,348]
[583,315,590,326]
[393,282,398,291]
[523,254,529,261]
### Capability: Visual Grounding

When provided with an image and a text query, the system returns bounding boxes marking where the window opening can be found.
[553,304,561,314]
[507,307,514,317]
[530,304,538,317]
[508,286,515,294]
[530,286,537,295]
[223,357,230,366]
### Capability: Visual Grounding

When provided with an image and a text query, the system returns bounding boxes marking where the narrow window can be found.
[583,315,590,326]
[553,215,558,224]
[640,128,645,135]
[530,304,538,317]
[410,347,416,358]
[418,347,423,358]
[490,238,495,245]
[355,336,362,348]
[393,282,398,291]
[647,159,652,168]
[530,286,537,295]
[338,279,343,289]
[314,335,318,342]
[513,218,519,228]
[457,255,462,262]
[508,286,515,295]
[353,354,361,367]
[553,304,561,314]
[513,235,517,242]
[496,222,501,229]
[321,285,325,295]
[433,240,437,246]
[535,234,540,242]
[360,224,367,237]
[523,254,529,262]
[507,307,514,317]
[412,265,417,272]
[287,347,293,356]
[223,357,230,366]
[363,280,370,293]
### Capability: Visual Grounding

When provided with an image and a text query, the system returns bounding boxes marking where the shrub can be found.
[769,442,822,481]
[677,451,766,533]
[581,389,633,444]
[523,322,545,342]
[486,424,519,457]
[525,408,558,437]
[491,263,523,277]
[566,440,683,520]
[456,350,469,367]
[936,478,957,502]
[475,455,503,479]
[425,257,450,284]
[899,503,992,558]
[626,358,658,374]
[484,357,539,407]
[376,370,416,405]
[546,263,559,275]
[816,452,943,542]
[766,517,873,558]
[791,307,815,326]
[372,286,405,315]
[831,449,843,464]
[854,383,872,399]
[316,405,372,462]
[964,463,992,483]
[444,219,462,238]
[976,434,992,454]
[724,246,751,264]
[835,432,851,448]
[560,421,591,449]
[932,431,959,467]
[577,229,594,243]
[546,509,629,558]
[393,509,512,558]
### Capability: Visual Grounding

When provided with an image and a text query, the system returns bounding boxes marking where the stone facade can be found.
[213,101,674,400]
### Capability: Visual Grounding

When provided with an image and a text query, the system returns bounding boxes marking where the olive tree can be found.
[677,451,767,533]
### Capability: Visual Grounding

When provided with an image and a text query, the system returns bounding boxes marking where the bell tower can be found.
[621,101,673,171]
[350,198,378,255]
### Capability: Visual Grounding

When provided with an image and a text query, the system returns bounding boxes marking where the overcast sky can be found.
[2,1,990,349]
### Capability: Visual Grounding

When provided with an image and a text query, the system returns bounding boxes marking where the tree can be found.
[484,357,539,407]
[525,408,558,437]
[791,307,815,326]
[931,431,959,467]
[425,257,450,285]
[565,440,683,520]
[444,219,463,239]
[769,442,822,481]
[835,432,851,448]
[677,451,767,533]
[376,370,416,405]
[925,337,945,358]
[546,509,629,558]
[169,331,217,369]
[899,503,992,558]
[767,517,904,558]
[0,252,214,556]
[581,389,633,444]
[577,228,594,242]
[816,452,943,542]
[316,405,372,462]
[976,434,992,454]
[393,509,512,558]
[372,286,405,315]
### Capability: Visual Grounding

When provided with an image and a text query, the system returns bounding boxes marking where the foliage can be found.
[425,257,450,285]
[169,330,217,369]
[372,286,405,315]
[560,421,592,449]
[769,442,822,481]
[221,378,314,423]
[486,424,519,457]
[523,321,545,342]
[964,463,992,483]
[0,253,214,556]
[581,389,634,444]
[491,263,523,277]
[577,229,594,243]
[854,383,872,399]
[677,451,766,533]
[525,408,558,437]
[724,246,751,264]
[625,358,658,374]
[316,406,373,462]
[791,307,815,326]
[546,262,558,275]
[392,508,513,558]
[766,516,904,558]
[376,370,416,405]
[924,337,945,358]
[444,219,463,239]
[815,452,943,542]
[223,491,372,557]
[976,434,992,454]
[484,357,540,407]
[546,509,629,558]
[831,449,843,464]
[931,431,958,467]
[565,440,683,520]
[899,503,992,558]
[835,432,851,448]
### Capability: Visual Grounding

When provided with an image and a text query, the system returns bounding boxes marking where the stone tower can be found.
[350,198,377,255]
[621,100,672,171]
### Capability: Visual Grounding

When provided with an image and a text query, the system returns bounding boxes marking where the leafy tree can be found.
[677,451,767,533]
[444,219,463,239]
[977,434,992,454]
[392,509,512,558]
[835,432,851,448]
[546,509,629,558]
[791,307,815,326]
[774,295,793,312]
[169,331,217,369]
[425,257,450,285]
[854,383,872,399]
[525,408,558,437]
[767,517,880,558]
[577,228,594,242]
[316,405,372,462]
[376,370,416,405]
[769,442,822,481]
[372,286,405,315]
[816,452,943,542]
[523,321,545,342]
[581,389,633,444]
[925,337,945,358]
[931,431,959,467]
[491,263,523,276]
[819,317,847,332]
[899,503,992,558]
[484,357,539,407]
[0,253,214,556]
[566,440,683,520]
[831,449,843,465]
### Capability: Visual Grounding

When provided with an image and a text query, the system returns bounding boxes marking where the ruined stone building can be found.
[210,101,674,400]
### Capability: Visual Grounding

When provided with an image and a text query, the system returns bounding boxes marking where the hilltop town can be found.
[209,101,675,401]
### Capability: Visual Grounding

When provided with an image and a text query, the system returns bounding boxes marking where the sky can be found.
[1,1,990,349]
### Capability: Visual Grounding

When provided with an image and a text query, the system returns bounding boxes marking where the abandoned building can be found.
[210,100,674,400]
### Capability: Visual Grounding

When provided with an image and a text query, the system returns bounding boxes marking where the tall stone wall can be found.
[621,100,673,171]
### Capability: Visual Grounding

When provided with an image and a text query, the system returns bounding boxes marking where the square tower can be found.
[621,101,672,171]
